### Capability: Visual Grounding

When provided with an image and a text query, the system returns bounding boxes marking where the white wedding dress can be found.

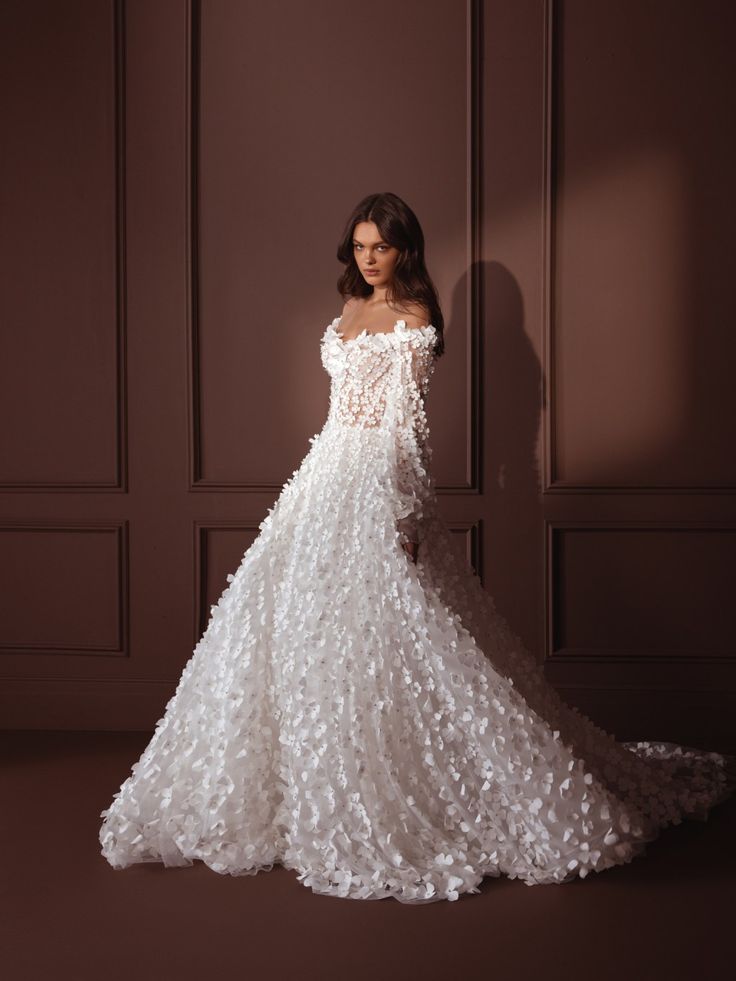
[99,315,736,902]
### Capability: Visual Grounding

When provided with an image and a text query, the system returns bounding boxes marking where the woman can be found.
[99,192,736,903]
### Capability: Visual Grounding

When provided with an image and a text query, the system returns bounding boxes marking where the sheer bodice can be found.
[320,316,437,546]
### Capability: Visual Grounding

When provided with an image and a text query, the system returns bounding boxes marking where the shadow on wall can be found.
[440,261,543,656]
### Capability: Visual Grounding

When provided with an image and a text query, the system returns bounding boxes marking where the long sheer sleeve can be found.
[388,327,437,547]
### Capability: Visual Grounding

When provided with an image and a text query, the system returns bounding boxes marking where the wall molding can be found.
[0,0,129,493]
[545,518,736,664]
[540,0,736,495]
[193,519,260,642]
[185,0,483,495]
[0,520,130,657]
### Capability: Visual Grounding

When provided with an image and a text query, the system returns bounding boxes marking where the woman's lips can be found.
[365,270,380,276]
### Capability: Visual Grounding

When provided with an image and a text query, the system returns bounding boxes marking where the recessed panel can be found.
[551,526,736,658]
[553,2,736,486]
[450,521,482,581]
[195,0,471,488]
[196,525,259,636]
[0,525,124,652]
[197,520,481,640]
[0,0,122,486]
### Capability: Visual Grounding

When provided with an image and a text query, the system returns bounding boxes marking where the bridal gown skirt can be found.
[99,418,736,903]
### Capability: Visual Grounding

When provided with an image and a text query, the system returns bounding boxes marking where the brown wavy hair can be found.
[336,192,445,357]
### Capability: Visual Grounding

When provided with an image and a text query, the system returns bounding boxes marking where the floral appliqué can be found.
[99,314,736,903]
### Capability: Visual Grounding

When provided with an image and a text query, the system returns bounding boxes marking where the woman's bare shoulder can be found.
[340,296,362,316]
[397,302,432,330]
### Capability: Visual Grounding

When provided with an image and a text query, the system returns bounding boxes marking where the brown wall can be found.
[1,0,734,746]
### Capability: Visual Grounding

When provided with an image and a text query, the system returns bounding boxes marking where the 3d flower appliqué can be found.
[98,313,736,903]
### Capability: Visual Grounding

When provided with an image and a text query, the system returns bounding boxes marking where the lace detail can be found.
[98,312,736,904]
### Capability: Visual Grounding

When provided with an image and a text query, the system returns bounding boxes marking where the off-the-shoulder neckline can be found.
[327,315,437,346]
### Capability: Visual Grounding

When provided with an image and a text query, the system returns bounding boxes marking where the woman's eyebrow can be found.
[352,238,387,245]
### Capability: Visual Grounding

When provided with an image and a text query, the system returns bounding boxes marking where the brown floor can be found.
[2,730,734,981]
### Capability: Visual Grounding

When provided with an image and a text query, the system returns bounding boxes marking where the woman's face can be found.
[352,220,400,288]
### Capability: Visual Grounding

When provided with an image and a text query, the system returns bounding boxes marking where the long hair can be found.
[336,192,445,357]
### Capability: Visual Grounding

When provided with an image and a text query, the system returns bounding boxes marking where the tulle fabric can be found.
[99,316,736,902]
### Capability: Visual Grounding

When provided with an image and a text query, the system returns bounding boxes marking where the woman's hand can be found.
[402,540,419,564]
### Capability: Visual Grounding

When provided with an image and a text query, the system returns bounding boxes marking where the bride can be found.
[99,191,736,903]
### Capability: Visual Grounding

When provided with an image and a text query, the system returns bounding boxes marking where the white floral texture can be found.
[99,315,736,903]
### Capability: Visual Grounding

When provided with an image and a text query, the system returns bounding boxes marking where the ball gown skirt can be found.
[98,316,736,903]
